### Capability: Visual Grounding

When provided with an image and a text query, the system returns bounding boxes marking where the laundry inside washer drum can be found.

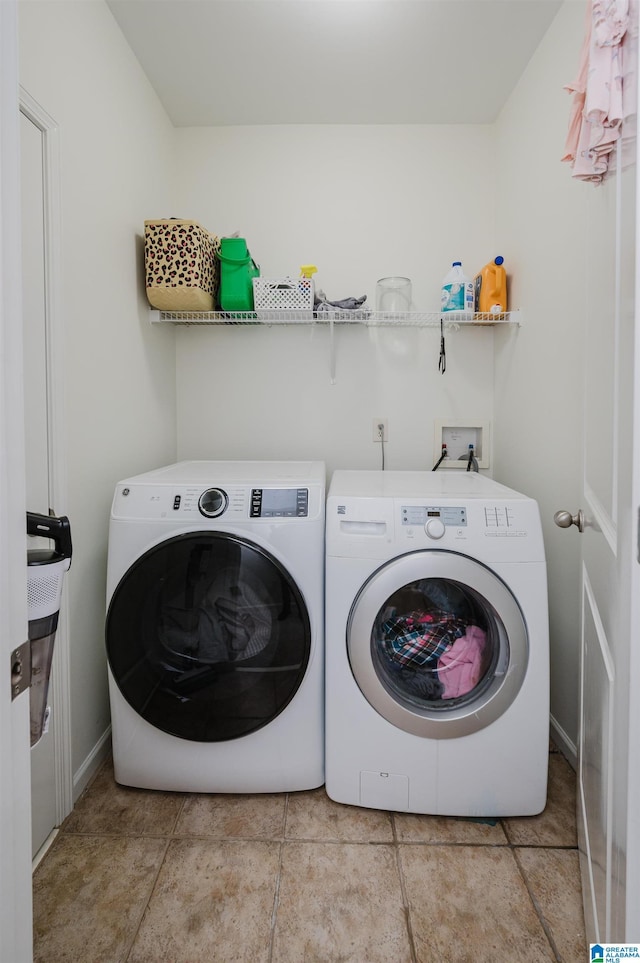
[372,577,497,706]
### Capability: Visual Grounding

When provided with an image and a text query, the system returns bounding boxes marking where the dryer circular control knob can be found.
[198,488,229,518]
[425,518,446,540]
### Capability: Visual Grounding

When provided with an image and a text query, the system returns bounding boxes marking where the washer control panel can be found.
[401,505,467,528]
[484,506,515,528]
[400,502,530,540]
[326,487,543,562]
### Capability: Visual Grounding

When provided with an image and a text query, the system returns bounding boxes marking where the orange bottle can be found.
[475,256,507,315]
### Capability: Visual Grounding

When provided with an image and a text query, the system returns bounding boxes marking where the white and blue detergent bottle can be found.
[441,261,474,318]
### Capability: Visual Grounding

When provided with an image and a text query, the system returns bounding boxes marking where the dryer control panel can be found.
[111,483,318,521]
[250,488,308,518]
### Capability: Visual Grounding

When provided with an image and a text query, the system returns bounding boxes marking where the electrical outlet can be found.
[433,420,490,469]
[373,418,388,443]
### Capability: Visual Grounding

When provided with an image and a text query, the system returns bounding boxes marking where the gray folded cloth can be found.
[314,294,369,314]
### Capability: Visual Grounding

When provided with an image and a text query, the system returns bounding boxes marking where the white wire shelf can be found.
[149,309,522,327]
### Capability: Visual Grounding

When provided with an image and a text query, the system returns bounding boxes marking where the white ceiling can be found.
[106,0,563,126]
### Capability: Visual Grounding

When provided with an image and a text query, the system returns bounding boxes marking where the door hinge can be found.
[10,640,31,701]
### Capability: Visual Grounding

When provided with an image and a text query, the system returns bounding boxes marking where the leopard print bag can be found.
[144,219,220,311]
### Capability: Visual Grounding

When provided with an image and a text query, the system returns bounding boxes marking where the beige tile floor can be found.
[33,745,587,963]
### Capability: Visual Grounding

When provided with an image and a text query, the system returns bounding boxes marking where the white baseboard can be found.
[550,713,577,770]
[32,828,59,872]
[72,726,112,802]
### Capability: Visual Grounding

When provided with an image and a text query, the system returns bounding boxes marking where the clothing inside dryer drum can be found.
[106,533,311,742]
[371,578,502,708]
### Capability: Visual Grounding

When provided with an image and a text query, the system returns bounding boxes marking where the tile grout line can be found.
[268,839,285,963]
[267,793,290,963]
[122,836,172,963]
[171,792,190,834]
[53,829,581,850]
[510,841,564,963]
[391,813,419,963]
[120,791,187,963]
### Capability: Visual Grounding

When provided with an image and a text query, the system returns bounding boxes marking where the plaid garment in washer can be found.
[380,611,468,667]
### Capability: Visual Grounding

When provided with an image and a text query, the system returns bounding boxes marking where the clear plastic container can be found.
[376,277,412,315]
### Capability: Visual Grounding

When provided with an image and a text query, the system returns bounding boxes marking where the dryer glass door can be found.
[106,532,311,742]
[347,551,528,738]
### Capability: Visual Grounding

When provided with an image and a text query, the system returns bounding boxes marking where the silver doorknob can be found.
[554,509,585,533]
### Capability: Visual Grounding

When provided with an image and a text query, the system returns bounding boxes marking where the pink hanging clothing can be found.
[562,0,631,184]
[437,625,487,699]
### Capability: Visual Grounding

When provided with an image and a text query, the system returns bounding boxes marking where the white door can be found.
[19,89,72,860]
[564,23,640,941]
[21,104,57,859]
[0,1,34,960]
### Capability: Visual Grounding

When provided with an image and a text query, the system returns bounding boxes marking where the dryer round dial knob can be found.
[425,518,446,540]
[198,488,228,518]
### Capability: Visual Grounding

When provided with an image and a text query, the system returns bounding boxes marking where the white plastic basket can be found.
[252,277,314,319]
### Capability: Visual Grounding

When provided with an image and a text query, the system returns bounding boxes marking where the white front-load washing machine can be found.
[325,469,549,817]
[105,460,325,793]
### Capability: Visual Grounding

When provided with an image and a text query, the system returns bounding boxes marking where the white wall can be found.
[494,0,587,754]
[174,125,499,474]
[18,0,177,786]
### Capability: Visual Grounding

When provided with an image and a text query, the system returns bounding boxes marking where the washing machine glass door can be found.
[347,551,528,738]
[106,532,311,742]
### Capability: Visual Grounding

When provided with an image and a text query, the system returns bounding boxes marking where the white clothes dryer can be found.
[106,460,325,793]
[325,469,549,817]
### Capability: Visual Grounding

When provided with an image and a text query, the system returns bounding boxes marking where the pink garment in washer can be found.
[437,625,486,699]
